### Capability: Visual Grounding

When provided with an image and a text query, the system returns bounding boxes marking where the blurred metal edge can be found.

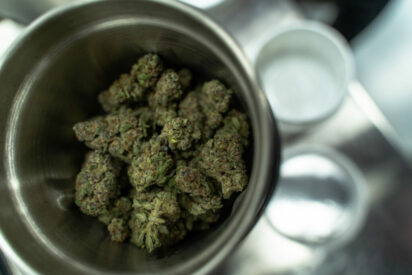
[348,81,412,168]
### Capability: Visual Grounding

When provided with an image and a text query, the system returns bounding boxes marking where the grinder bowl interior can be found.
[0,1,279,274]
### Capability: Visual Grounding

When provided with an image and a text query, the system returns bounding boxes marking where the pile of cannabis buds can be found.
[73,53,250,253]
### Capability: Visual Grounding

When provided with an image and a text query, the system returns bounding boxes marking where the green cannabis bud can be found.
[175,162,213,197]
[148,69,183,107]
[98,74,144,112]
[162,118,201,151]
[74,151,122,216]
[98,54,164,112]
[178,91,205,134]
[73,107,154,162]
[128,135,174,191]
[198,129,248,199]
[178,68,192,90]
[222,109,250,146]
[180,194,222,216]
[131,53,164,89]
[129,189,182,252]
[108,218,129,242]
[199,80,232,139]
[153,105,177,127]
[73,53,251,253]
[98,196,132,225]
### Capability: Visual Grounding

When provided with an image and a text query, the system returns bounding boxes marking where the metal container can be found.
[0,0,280,274]
[0,0,71,24]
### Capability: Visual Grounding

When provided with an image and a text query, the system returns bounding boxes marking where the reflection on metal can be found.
[207,3,412,272]
[349,81,408,166]
[267,146,367,249]
[215,83,412,274]
[0,0,70,24]
[0,20,23,58]
[220,218,324,274]
[353,0,412,162]
[178,0,226,9]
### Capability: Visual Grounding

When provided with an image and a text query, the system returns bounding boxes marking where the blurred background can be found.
[1,0,412,274]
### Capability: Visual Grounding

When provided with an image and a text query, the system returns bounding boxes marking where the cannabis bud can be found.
[73,53,250,253]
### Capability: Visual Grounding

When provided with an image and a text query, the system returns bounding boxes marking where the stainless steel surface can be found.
[352,0,412,163]
[0,20,23,56]
[202,1,412,274]
[266,146,367,249]
[0,0,71,24]
[0,0,280,274]
[208,0,302,59]
[0,0,218,24]
[214,81,412,275]
[179,0,227,10]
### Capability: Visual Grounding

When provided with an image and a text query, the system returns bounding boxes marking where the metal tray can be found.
[203,1,412,274]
